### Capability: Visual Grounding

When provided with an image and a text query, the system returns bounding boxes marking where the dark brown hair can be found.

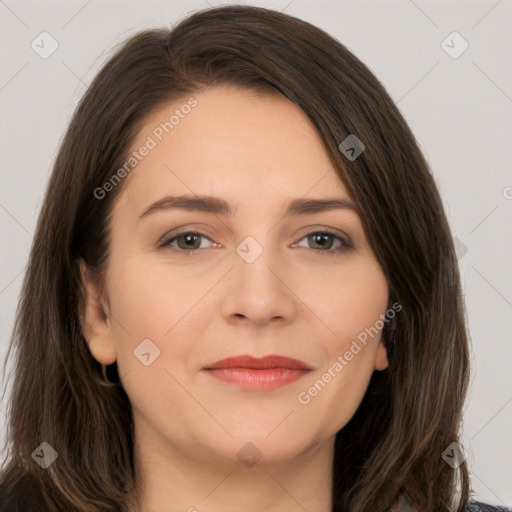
[0,5,472,512]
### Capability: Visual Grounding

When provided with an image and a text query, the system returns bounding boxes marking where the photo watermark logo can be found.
[93,96,198,200]
[297,301,402,405]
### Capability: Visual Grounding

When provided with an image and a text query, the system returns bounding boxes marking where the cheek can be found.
[295,268,388,436]
[106,255,222,389]
[105,258,190,375]
[301,256,389,350]
[106,260,200,415]
[108,255,198,334]
[108,249,388,365]
[334,278,388,347]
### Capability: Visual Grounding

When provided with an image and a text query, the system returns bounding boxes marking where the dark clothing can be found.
[468,504,512,512]
[389,490,512,512]
[1,480,511,512]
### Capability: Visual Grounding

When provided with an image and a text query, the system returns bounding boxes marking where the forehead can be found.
[115,84,348,213]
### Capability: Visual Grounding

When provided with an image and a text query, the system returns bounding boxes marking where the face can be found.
[80,84,389,468]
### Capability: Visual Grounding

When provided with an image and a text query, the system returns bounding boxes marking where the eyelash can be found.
[159,229,353,257]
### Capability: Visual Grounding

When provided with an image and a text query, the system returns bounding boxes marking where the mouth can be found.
[202,354,313,391]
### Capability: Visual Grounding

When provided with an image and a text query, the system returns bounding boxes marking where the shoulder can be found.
[390,491,512,512]
[465,502,512,512]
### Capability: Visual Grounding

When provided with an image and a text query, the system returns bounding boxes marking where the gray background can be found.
[1,0,511,505]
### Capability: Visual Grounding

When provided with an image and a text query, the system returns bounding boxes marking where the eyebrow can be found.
[138,194,358,221]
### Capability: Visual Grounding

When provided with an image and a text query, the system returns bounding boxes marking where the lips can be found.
[203,355,313,391]
[203,354,313,371]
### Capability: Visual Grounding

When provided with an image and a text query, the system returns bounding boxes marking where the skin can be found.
[80,84,389,512]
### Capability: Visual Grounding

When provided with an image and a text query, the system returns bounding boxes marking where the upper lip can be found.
[204,354,313,371]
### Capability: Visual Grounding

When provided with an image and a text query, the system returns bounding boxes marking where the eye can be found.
[159,229,353,256]
[293,230,353,255]
[160,231,216,254]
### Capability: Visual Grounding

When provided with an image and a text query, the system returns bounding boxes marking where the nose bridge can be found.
[221,232,298,325]
[235,232,283,292]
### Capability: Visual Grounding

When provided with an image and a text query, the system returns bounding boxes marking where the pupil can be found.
[313,234,331,249]
[184,234,198,248]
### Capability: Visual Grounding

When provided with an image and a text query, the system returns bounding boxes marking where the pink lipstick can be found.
[203,354,313,391]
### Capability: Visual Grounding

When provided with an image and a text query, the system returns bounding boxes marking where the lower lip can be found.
[203,368,310,390]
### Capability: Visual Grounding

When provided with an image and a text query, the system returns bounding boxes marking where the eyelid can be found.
[292,228,353,255]
[156,224,214,246]
[159,225,354,256]
[158,230,215,252]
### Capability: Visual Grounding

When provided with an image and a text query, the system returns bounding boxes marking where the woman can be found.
[0,5,509,512]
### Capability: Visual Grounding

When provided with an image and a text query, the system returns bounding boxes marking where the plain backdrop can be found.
[0,0,511,506]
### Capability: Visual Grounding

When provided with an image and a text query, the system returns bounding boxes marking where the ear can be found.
[78,258,117,365]
[373,339,389,371]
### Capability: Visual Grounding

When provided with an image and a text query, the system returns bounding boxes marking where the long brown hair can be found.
[0,5,472,512]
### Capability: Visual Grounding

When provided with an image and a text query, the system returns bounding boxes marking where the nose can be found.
[220,238,299,328]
